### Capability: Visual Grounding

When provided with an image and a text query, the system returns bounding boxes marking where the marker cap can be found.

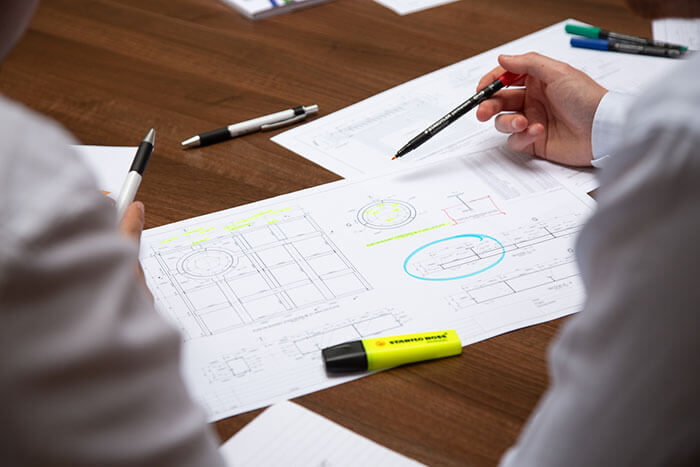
[497,71,527,87]
[322,341,368,373]
[565,24,601,39]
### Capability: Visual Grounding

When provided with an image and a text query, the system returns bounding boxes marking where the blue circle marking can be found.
[403,234,505,281]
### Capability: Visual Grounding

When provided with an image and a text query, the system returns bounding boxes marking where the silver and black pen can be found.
[115,128,155,220]
[181,104,319,149]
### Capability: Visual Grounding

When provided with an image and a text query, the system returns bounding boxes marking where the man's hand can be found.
[118,201,153,301]
[119,201,145,246]
[476,53,607,167]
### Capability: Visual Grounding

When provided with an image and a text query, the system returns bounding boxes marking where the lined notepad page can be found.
[219,401,424,466]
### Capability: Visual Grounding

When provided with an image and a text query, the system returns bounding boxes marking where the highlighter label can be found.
[364,330,462,371]
[387,332,449,345]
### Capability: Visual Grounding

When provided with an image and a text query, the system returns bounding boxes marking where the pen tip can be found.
[144,128,156,145]
[181,136,200,149]
[391,156,397,160]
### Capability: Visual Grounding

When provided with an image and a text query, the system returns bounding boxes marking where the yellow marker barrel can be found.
[322,330,462,373]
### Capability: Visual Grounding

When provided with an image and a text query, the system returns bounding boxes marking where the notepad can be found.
[72,145,136,199]
[219,401,424,466]
[220,0,334,20]
[374,0,460,15]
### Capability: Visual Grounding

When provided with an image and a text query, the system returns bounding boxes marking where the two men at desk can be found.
[1,0,698,464]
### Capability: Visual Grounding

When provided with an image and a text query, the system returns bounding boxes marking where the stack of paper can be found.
[220,0,334,20]
[374,0,460,16]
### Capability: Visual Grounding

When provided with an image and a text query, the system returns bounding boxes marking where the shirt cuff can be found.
[591,91,636,168]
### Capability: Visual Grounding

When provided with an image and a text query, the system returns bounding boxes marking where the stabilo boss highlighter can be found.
[322,330,462,373]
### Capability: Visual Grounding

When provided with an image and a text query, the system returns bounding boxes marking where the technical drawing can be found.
[205,356,250,383]
[442,194,505,225]
[357,199,416,230]
[404,210,585,283]
[202,346,267,385]
[143,207,372,340]
[179,248,236,278]
[442,215,584,308]
[404,234,506,281]
[292,312,404,355]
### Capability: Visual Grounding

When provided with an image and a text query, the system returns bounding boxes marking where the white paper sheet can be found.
[653,18,700,50]
[140,145,593,421]
[272,19,684,180]
[219,401,423,466]
[374,0,460,15]
[72,145,135,199]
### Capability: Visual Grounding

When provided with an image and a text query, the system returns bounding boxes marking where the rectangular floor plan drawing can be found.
[142,207,371,340]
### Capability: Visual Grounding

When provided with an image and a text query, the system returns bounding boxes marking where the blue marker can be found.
[571,37,683,59]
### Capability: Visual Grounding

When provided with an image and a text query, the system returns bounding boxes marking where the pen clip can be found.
[260,113,309,131]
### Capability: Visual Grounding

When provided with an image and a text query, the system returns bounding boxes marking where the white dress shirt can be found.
[501,55,700,465]
[0,97,226,466]
[591,91,636,167]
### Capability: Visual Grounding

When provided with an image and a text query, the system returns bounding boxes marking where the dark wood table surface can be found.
[0,0,651,464]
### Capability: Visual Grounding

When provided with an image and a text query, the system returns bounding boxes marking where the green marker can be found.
[565,24,688,52]
[322,330,462,373]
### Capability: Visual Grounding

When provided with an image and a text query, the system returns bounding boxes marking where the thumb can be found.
[498,52,568,83]
[119,201,145,244]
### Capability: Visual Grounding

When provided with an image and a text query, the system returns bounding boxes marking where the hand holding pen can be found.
[475,53,607,167]
[114,130,154,298]
[115,129,155,220]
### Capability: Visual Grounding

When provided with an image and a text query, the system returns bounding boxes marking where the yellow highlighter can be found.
[322,330,462,373]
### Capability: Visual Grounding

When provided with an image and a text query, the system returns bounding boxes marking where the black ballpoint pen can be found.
[393,71,524,159]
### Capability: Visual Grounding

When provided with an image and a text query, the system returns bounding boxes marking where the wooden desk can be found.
[0,1,650,464]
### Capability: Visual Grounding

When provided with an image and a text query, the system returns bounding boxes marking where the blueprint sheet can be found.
[272,19,684,180]
[140,146,594,421]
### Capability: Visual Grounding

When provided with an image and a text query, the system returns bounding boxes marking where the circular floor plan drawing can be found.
[404,234,505,281]
[357,200,416,230]
[179,249,236,278]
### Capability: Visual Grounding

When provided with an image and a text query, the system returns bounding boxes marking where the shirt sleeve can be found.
[590,91,636,168]
[0,99,226,467]
[499,63,700,466]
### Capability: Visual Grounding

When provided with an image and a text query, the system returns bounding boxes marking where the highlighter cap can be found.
[322,341,367,373]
